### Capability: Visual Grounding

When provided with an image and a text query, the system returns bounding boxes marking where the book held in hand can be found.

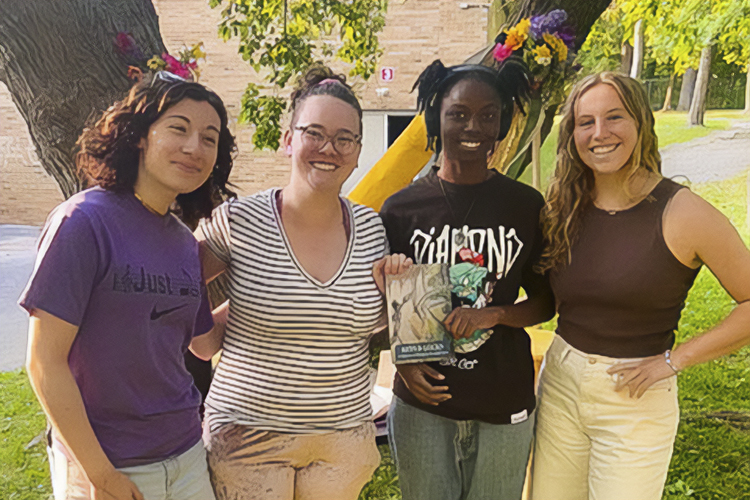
[386,263,453,363]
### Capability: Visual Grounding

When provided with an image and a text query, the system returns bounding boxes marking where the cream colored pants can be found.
[530,336,679,500]
[205,422,380,500]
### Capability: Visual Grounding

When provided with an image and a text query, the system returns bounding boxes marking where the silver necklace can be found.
[438,177,476,247]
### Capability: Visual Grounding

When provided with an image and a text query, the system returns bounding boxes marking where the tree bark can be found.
[620,42,633,75]
[689,45,712,127]
[629,19,644,80]
[662,71,675,111]
[677,67,697,111]
[0,0,166,199]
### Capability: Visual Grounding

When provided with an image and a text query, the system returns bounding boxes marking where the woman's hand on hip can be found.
[607,354,675,399]
[396,363,451,406]
[372,253,413,294]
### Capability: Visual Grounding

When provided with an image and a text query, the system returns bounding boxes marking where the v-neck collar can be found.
[270,188,355,289]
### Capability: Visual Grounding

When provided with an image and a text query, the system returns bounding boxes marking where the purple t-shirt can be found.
[19,187,212,468]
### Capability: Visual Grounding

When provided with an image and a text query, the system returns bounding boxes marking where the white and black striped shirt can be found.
[199,189,388,434]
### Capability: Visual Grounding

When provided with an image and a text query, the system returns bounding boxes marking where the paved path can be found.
[1,118,749,372]
[0,225,40,372]
[662,119,750,183]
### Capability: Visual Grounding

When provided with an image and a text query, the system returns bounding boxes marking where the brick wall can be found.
[0,0,487,225]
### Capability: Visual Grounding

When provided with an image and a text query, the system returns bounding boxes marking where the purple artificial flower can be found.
[530,9,570,38]
[544,9,569,31]
[556,25,576,49]
[114,32,145,61]
[530,15,545,39]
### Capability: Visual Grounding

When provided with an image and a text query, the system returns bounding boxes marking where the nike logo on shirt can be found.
[150,304,187,320]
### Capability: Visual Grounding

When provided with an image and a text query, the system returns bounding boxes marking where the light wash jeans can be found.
[387,396,534,500]
[48,439,215,500]
[530,335,679,500]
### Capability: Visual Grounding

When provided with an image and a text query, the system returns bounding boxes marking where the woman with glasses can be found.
[21,72,235,500]
[195,65,402,500]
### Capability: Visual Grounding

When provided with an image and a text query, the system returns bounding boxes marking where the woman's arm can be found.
[190,300,229,361]
[196,236,228,283]
[444,277,556,340]
[26,310,144,500]
[610,189,750,397]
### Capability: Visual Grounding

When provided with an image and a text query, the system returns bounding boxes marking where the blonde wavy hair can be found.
[537,72,661,273]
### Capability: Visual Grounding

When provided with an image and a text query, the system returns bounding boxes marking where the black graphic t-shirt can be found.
[380,168,548,424]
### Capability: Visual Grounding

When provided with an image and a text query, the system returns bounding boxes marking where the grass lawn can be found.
[0,371,50,500]
[517,109,748,194]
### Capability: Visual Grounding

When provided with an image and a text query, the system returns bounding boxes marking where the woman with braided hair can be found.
[379,59,555,500]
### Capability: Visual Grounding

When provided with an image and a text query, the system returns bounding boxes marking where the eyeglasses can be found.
[294,125,361,156]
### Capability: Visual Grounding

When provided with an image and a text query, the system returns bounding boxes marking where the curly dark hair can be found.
[412,58,531,157]
[288,64,362,133]
[76,73,237,227]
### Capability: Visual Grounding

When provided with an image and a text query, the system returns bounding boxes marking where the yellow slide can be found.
[347,115,433,211]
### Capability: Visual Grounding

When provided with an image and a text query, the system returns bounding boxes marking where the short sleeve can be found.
[193,282,214,337]
[378,197,405,256]
[198,201,232,263]
[19,206,103,326]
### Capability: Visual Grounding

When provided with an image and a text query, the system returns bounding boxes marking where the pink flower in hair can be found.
[492,43,514,62]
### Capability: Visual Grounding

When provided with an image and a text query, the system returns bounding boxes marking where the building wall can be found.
[0,0,487,225]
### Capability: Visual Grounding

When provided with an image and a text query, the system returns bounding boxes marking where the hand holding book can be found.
[372,253,413,295]
[444,306,504,339]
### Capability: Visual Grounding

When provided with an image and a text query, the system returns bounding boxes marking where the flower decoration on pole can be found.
[491,9,576,105]
[487,9,579,180]
[114,32,206,82]
[147,43,206,80]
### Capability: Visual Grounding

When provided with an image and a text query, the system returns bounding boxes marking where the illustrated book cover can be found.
[386,263,453,363]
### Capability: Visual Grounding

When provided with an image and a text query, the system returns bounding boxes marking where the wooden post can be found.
[532,127,542,191]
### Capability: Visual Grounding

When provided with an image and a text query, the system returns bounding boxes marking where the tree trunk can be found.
[621,42,633,75]
[0,0,166,199]
[0,0,217,400]
[689,45,712,127]
[662,71,675,111]
[629,19,644,80]
[677,67,697,111]
[745,63,749,114]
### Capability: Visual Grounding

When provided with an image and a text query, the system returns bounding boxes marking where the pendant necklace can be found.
[134,192,166,216]
[438,176,476,247]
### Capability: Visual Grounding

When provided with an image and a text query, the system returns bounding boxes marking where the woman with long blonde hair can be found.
[530,72,750,500]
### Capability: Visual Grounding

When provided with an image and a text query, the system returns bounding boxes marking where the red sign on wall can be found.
[380,67,395,82]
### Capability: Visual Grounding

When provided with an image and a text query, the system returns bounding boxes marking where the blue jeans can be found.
[387,396,534,500]
[48,439,215,500]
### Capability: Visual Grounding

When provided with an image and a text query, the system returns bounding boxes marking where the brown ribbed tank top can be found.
[551,178,701,358]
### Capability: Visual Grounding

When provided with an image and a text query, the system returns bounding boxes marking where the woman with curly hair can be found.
[195,65,403,500]
[21,72,235,500]
[530,72,750,500]
[379,59,555,500]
